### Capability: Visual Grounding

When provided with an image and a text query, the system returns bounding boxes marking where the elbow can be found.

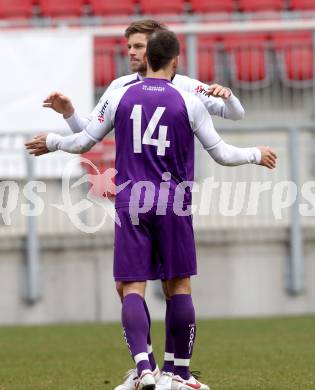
[223,104,245,121]
[69,142,92,154]
[78,144,92,153]
[211,154,231,166]
[230,107,245,121]
[210,149,236,166]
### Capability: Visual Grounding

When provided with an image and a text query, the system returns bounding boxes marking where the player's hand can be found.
[25,134,50,156]
[43,92,74,118]
[258,146,277,169]
[207,84,231,100]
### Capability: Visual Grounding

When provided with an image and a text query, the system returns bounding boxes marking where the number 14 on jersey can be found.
[130,104,170,156]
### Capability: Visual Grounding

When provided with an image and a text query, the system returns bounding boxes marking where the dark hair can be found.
[146,30,180,72]
[124,19,167,39]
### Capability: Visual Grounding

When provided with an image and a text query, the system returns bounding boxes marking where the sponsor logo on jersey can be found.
[194,85,209,97]
[142,85,165,92]
[98,100,109,123]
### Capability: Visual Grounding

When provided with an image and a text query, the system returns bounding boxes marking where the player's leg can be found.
[154,209,209,390]
[116,281,158,373]
[161,281,174,373]
[166,277,193,380]
[166,278,209,390]
[114,207,160,390]
[121,282,156,389]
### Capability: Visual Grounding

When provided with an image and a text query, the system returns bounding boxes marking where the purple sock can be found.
[122,293,152,376]
[162,299,174,373]
[143,299,157,371]
[169,294,196,380]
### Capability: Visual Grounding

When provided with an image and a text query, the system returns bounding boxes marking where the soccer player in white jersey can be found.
[41,19,247,390]
[26,29,277,390]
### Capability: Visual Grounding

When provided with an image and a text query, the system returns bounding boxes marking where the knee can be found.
[162,281,171,300]
[166,277,191,297]
[116,282,124,302]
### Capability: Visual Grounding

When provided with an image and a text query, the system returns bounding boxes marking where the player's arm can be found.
[42,79,119,133]
[26,95,116,156]
[177,75,245,120]
[191,98,276,169]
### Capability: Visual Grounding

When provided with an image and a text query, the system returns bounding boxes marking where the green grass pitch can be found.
[0,316,314,390]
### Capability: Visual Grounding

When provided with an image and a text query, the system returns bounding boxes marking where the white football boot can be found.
[171,374,210,390]
[114,366,160,390]
[136,369,156,390]
[156,371,174,390]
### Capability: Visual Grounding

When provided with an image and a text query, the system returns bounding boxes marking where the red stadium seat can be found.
[273,32,313,85]
[290,0,315,10]
[197,36,219,82]
[239,0,284,11]
[139,0,184,14]
[0,0,33,19]
[94,38,119,88]
[190,0,234,13]
[39,0,84,18]
[224,34,270,87]
[89,0,134,15]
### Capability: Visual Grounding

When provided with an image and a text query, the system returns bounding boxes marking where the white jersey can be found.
[47,78,260,169]
[65,73,245,134]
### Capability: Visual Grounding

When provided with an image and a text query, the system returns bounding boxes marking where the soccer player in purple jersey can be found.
[40,20,247,390]
[26,30,277,390]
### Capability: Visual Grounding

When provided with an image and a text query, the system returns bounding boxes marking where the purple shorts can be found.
[113,207,197,281]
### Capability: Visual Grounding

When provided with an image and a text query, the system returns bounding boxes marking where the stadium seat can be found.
[0,0,33,19]
[39,0,84,18]
[197,36,219,82]
[224,34,271,87]
[139,0,184,14]
[239,0,284,12]
[290,0,315,10]
[89,0,134,16]
[272,32,313,85]
[190,0,234,13]
[94,38,120,88]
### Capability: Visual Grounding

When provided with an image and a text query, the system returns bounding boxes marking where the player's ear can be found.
[143,52,148,64]
[172,56,179,71]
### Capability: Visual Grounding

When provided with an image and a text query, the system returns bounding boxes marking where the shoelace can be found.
[162,372,174,377]
[123,368,138,381]
[190,370,202,381]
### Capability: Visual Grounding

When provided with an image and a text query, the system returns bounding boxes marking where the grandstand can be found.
[0,1,315,324]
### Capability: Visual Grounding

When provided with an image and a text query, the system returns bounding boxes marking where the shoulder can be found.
[168,82,201,109]
[172,74,201,92]
[110,73,139,89]
[108,81,143,108]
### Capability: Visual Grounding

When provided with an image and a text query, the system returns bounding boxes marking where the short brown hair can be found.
[124,19,167,39]
[147,30,180,72]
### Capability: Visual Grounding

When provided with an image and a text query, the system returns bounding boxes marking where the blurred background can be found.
[0,0,315,325]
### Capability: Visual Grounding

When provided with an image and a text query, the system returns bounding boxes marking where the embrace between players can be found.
[26,20,277,390]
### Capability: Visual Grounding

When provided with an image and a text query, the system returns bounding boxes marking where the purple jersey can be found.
[83,77,222,210]
[114,78,194,208]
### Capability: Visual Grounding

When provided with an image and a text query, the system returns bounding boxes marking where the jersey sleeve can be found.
[64,76,131,133]
[174,75,245,121]
[46,88,124,154]
[187,95,261,166]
